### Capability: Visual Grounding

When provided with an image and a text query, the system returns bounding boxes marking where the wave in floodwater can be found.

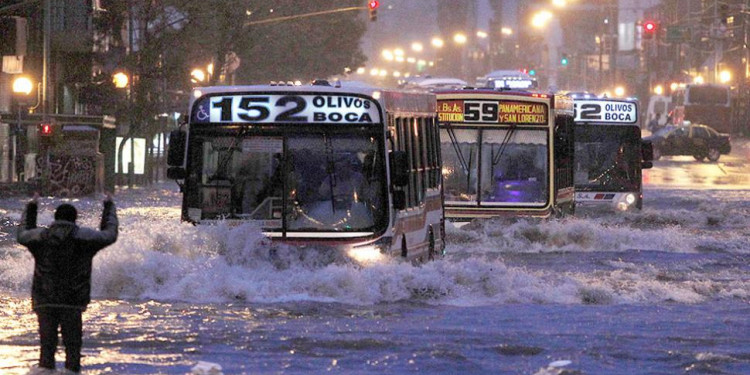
[0,185,748,307]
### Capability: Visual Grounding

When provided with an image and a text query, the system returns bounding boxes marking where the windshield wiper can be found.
[446,127,471,175]
[324,134,337,213]
[208,127,248,182]
[491,126,516,167]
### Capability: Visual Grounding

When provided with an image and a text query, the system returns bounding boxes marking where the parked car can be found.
[644,123,731,162]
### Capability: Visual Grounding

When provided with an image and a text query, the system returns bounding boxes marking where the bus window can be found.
[480,129,548,205]
[574,129,640,191]
[410,118,423,205]
[285,133,386,231]
[198,135,283,223]
[440,128,479,203]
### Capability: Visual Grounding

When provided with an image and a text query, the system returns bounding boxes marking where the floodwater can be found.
[1,145,749,374]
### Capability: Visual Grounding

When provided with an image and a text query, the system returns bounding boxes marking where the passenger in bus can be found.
[292,149,327,207]
[230,161,264,216]
[592,144,633,188]
[317,155,364,211]
[490,149,545,202]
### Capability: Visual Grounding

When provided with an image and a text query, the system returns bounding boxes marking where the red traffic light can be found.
[367,0,379,21]
[642,21,657,39]
[39,123,53,136]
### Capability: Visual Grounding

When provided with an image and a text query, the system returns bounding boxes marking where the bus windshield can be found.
[574,126,641,192]
[187,128,387,233]
[441,127,549,206]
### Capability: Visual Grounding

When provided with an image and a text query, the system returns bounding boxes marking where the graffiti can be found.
[37,154,100,196]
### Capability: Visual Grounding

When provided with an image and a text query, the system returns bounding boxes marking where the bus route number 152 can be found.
[203,94,378,124]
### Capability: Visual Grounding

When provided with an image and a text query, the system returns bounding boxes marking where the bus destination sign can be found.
[574,99,637,124]
[192,94,381,124]
[438,99,548,125]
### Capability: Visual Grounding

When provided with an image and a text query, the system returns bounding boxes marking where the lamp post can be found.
[11,75,35,183]
[531,10,563,90]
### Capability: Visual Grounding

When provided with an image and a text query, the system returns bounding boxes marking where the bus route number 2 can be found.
[577,103,601,121]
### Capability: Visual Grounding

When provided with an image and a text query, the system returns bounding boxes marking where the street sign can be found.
[666,26,690,43]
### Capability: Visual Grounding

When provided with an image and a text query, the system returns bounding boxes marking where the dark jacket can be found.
[17,200,118,311]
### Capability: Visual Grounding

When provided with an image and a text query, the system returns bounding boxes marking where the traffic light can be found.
[368,0,379,22]
[39,123,53,136]
[643,20,657,39]
[560,54,569,66]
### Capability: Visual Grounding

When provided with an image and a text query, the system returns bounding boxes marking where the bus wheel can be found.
[427,228,436,261]
[693,154,706,162]
[707,148,721,162]
[401,236,408,258]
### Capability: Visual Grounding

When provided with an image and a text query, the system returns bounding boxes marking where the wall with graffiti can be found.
[37,153,104,197]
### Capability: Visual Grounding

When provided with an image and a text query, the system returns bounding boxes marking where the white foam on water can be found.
[1,184,748,307]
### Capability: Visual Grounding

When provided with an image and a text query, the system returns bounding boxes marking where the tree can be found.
[172,0,367,85]
[94,0,369,184]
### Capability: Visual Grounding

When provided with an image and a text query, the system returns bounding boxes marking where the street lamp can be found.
[531,10,553,29]
[719,70,731,84]
[113,72,129,88]
[190,68,207,83]
[190,63,214,84]
[11,75,36,182]
[453,33,468,45]
[12,76,33,96]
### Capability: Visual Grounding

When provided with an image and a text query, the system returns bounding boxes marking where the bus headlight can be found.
[617,193,637,211]
[349,237,391,264]
[348,246,385,264]
[625,193,636,205]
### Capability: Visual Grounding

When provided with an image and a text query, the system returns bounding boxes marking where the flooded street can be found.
[0,140,749,374]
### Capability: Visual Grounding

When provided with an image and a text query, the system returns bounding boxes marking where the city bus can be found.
[435,89,575,221]
[671,83,734,133]
[571,96,653,211]
[166,83,445,263]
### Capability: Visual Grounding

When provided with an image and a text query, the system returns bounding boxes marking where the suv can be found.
[645,124,731,162]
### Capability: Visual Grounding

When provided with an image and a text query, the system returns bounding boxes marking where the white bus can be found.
[436,89,576,220]
[166,83,445,263]
[571,96,653,211]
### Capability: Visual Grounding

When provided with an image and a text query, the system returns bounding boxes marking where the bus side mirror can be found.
[390,150,409,187]
[167,129,186,167]
[167,167,187,180]
[641,140,654,166]
[643,141,653,159]
[392,190,406,210]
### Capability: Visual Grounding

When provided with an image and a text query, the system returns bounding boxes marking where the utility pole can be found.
[40,0,50,190]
